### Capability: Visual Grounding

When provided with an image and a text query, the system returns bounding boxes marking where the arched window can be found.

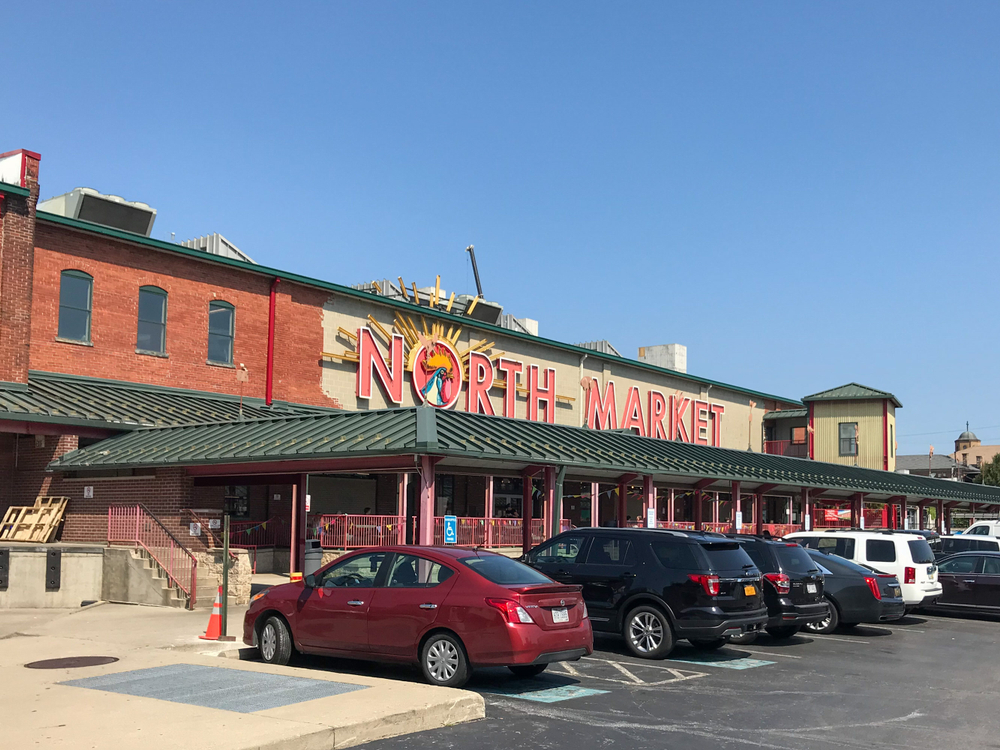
[207,300,235,365]
[58,270,93,343]
[136,286,168,354]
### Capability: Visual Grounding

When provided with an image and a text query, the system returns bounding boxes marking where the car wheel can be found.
[258,615,293,665]
[508,664,547,679]
[802,598,839,635]
[726,631,758,645]
[420,632,470,688]
[689,638,726,651]
[764,625,800,639]
[623,605,675,659]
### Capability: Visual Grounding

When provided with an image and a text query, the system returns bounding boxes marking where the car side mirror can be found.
[304,574,316,588]
[519,554,529,563]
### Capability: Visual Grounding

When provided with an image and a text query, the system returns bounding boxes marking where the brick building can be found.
[4,148,1000,601]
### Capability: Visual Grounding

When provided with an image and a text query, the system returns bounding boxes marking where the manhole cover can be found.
[25,656,119,670]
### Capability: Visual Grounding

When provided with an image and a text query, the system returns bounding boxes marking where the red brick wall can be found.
[0,153,40,384]
[29,223,340,408]
[0,433,78,516]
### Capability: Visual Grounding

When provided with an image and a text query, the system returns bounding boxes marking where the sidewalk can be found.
[0,603,484,750]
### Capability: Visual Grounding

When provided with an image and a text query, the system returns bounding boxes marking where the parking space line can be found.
[608,661,645,684]
[559,662,583,676]
[665,654,776,670]
[478,685,611,703]
[806,634,870,644]
[732,648,802,659]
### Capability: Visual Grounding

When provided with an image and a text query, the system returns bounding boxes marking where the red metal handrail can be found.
[313,514,406,548]
[229,516,284,548]
[108,504,197,608]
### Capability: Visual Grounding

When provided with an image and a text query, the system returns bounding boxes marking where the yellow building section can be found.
[813,400,891,471]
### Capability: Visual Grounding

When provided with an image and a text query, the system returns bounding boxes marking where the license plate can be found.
[806,583,817,594]
[893,587,901,597]
[744,585,756,596]
[552,607,569,623]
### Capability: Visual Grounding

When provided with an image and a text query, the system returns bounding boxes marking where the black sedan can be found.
[803,549,906,634]
[922,551,1000,614]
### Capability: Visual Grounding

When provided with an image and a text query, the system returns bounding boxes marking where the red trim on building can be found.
[807,402,815,459]
[882,398,889,471]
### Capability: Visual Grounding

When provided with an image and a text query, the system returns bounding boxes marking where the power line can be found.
[898,424,1000,438]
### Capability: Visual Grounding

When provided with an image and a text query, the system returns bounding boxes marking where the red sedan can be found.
[243,546,593,687]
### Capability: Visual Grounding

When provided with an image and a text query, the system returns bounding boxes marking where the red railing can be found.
[313,514,406,548]
[764,440,809,458]
[406,517,553,548]
[109,504,197,608]
[229,516,283,548]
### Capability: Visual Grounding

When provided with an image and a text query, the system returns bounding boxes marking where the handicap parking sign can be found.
[444,515,457,544]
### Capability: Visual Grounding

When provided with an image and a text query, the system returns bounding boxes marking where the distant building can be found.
[949,426,1000,471]
[895,454,979,481]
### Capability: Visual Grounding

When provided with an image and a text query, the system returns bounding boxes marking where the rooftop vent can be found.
[638,343,687,373]
[38,188,156,236]
[180,233,255,264]
[577,340,622,357]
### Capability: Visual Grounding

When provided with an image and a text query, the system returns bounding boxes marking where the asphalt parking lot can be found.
[344,611,1000,750]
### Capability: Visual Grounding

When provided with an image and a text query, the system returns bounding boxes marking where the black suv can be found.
[724,535,827,642]
[526,528,767,659]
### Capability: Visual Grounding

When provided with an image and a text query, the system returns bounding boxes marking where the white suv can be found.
[962,520,1000,537]
[786,530,942,609]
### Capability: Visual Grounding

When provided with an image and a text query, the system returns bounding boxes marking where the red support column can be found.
[485,476,494,548]
[643,476,656,528]
[946,505,954,535]
[694,490,704,531]
[901,497,908,529]
[801,487,811,531]
[522,470,535,554]
[544,466,556,539]
[617,481,628,527]
[732,481,742,532]
[667,488,675,524]
[754,493,763,534]
[396,473,408,544]
[290,473,307,575]
[418,456,436,545]
[590,482,600,528]
[937,498,945,534]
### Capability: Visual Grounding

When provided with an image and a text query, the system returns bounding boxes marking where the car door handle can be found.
[963,580,976,584]
[622,572,636,579]
[419,603,438,610]
[347,600,364,606]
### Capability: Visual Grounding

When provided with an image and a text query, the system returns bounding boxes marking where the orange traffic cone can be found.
[198,586,224,640]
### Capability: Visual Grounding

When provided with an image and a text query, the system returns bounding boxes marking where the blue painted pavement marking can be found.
[479,684,610,703]
[61,663,367,713]
[666,654,776,670]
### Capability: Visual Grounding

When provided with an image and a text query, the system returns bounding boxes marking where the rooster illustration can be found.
[420,347,454,406]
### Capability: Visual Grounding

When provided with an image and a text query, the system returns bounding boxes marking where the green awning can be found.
[48,407,1000,506]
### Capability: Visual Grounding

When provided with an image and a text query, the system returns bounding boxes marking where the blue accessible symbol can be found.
[444,515,458,544]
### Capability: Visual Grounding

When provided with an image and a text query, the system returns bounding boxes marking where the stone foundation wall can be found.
[193,548,252,605]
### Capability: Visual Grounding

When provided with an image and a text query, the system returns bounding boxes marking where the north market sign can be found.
[352,325,728,447]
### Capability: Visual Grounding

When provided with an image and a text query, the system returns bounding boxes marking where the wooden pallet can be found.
[0,496,69,542]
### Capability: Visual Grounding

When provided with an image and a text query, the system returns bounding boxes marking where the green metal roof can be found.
[0,371,333,430]
[762,408,808,421]
[48,406,1000,506]
[38,211,801,408]
[0,182,31,197]
[803,383,902,408]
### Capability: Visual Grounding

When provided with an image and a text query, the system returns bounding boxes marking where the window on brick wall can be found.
[137,286,168,354]
[207,300,235,365]
[58,270,93,342]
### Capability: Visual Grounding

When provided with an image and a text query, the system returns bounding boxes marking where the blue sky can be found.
[8,3,999,453]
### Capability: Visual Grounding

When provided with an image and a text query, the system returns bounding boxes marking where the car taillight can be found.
[688,574,720,596]
[764,573,791,595]
[580,601,589,619]
[863,576,882,600]
[485,598,534,624]
[904,567,916,584]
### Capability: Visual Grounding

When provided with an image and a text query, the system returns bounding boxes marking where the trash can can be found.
[304,539,324,577]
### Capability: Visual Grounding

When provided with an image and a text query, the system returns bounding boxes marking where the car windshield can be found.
[908,539,935,564]
[700,542,755,571]
[807,550,872,577]
[460,555,553,585]
[775,545,821,574]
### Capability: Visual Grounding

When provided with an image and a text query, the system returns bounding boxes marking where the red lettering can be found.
[694,399,710,445]
[466,351,496,416]
[620,386,646,436]
[527,365,556,423]
[648,390,667,439]
[356,327,403,404]
[496,358,523,418]
[672,395,691,442]
[586,379,618,430]
[709,403,725,446]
